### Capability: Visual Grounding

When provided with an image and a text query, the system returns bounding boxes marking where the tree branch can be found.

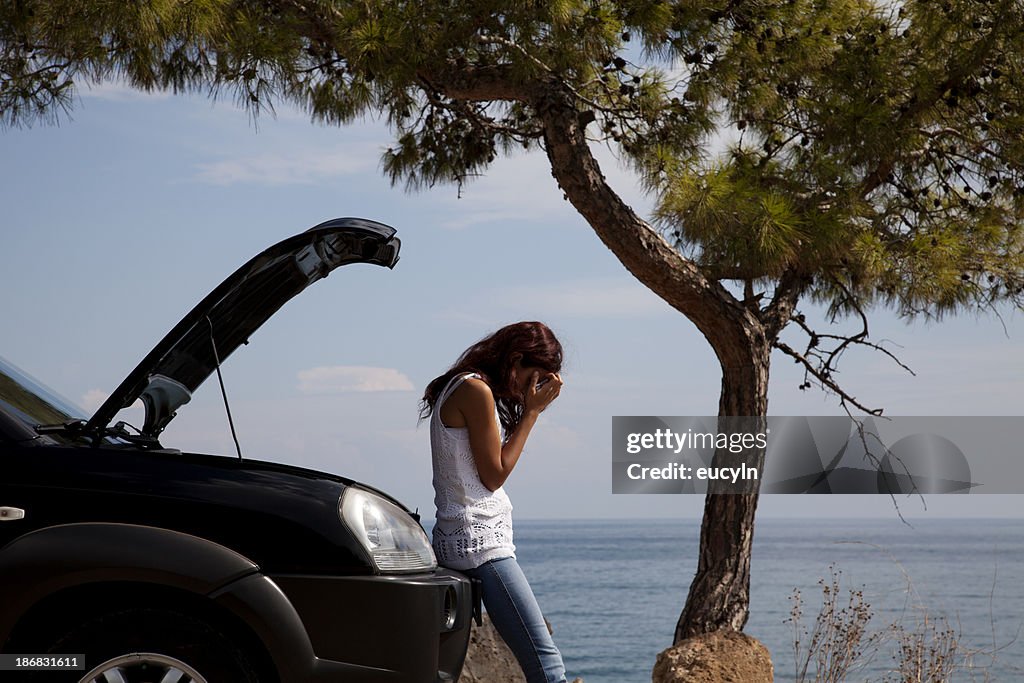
[774,276,917,417]
[773,340,884,415]
[421,62,532,103]
[763,267,810,342]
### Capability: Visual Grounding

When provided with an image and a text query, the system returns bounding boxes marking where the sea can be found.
[430,518,1024,682]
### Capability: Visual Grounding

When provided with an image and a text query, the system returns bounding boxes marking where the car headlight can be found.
[339,487,437,573]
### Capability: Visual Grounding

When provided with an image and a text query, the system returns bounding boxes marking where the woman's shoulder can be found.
[438,374,495,430]
[451,375,493,402]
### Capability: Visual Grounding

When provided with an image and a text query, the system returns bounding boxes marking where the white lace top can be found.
[430,372,516,570]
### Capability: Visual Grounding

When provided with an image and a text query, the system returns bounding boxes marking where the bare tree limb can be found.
[774,341,884,415]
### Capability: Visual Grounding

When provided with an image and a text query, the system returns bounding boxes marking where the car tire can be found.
[25,607,265,683]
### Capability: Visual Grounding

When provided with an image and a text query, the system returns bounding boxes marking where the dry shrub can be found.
[786,563,882,682]
[786,554,1018,682]
[883,611,959,683]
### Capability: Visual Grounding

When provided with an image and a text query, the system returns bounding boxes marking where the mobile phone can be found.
[536,376,551,390]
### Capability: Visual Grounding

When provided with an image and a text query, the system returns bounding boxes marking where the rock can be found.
[460,612,583,683]
[652,630,773,683]
[460,611,525,683]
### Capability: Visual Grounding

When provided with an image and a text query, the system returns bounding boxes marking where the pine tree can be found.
[4,0,1022,643]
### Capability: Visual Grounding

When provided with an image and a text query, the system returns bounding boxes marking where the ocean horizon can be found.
[427,517,1024,682]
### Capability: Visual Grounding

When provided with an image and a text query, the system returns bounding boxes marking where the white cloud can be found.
[485,277,670,318]
[297,365,415,394]
[80,390,145,420]
[81,389,110,412]
[193,143,380,186]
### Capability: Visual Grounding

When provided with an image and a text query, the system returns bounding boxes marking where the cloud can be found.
[81,389,111,412]
[484,277,670,318]
[80,390,145,418]
[297,366,415,394]
[193,143,380,186]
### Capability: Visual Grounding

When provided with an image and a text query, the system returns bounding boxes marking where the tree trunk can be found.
[674,333,770,642]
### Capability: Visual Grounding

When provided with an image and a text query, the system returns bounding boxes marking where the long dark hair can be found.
[420,321,563,436]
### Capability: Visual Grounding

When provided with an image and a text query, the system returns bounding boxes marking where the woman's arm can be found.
[450,373,561,492]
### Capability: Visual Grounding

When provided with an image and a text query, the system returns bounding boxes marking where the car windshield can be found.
[0,355,85,430]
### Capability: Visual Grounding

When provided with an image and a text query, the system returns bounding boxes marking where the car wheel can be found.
[79,652,210,682]
[28,607,265,683]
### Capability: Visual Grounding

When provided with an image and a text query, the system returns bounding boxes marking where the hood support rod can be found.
[207,316,244,461]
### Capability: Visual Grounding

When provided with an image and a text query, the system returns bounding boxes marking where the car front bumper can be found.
[212,568,473,683]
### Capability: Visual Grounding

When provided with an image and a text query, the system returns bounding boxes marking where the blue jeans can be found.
[462,556,567,683]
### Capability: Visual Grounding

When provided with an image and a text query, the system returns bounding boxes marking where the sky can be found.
[1,80,1022,521]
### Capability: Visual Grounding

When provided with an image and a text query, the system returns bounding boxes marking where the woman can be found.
[420,321,568,683]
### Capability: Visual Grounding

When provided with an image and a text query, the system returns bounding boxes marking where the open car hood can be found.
[85,218,400,439]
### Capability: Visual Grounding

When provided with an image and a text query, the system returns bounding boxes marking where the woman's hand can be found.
[524,371,562,415]
[451,372,561,492]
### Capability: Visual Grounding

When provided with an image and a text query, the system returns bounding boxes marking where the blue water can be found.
[447,518,1024,682]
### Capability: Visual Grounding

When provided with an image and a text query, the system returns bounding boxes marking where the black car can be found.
[0,218,474,683]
